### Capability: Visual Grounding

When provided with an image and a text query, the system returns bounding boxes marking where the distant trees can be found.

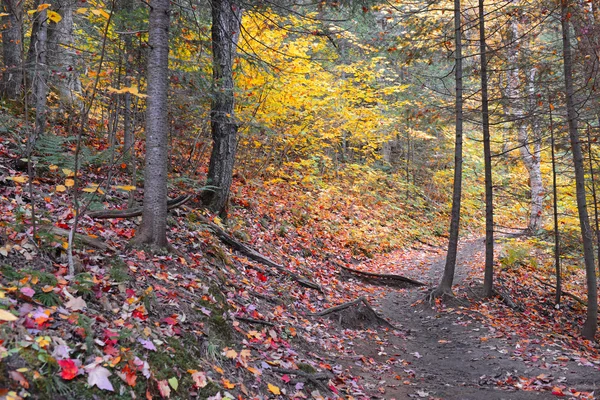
[0,0,23,99]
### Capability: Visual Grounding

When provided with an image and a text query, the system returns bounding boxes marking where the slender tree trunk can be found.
[32,5,48,141]
[586,125,600,281]
[561,2,597,340]
[549,98,561,305]
[201,0,241,216]
[479,0,494,298]
[432,0,463,297]
[132,0,170,248]
[1,0,23,99]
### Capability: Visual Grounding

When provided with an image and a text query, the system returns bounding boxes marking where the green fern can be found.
[34,291,61,307]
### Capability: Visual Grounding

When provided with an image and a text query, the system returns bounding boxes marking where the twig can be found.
[532,276,586,306]
[39,225,116,252]
[234,316,275,326]
[336,262,425,287]
[88,195,192,219]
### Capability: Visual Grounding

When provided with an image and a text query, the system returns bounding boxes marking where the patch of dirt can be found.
[329,238,600,399]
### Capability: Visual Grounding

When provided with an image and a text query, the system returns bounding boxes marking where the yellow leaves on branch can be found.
[107,86,147,98]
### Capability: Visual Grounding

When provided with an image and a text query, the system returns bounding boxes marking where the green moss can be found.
[297,362,317,374]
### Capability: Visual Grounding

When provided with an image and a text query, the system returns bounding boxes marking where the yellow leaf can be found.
[0,12,10,16]
[36,3,51,11]
[114,185,136,191]
[62,168,74,177]
[75,7,88,14]
[268,383,281,395]
[222,378,235,389]
[62,241,69,249]
[65,179,75,187]
[0,309,17,321]
[83,186,104,194]
[47,10,62,22]
[55,185,66,192]
[10,176,28,183]
[90,8,110,19]
[49,164,58,171]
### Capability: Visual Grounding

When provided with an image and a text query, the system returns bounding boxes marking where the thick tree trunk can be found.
[201,0,241,216]
[47,0,81,106]
[132,0,170,248]
[479,0,494,298]
[561,2,598,340]
[433,0,462,297]
[1,0,23,99]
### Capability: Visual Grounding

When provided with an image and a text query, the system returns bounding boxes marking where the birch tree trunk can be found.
[561,1,598,340]
[132,0,170,248]
[31,5,48,141]
[201,0,241,216]
[1,0,23,99]
[505,17,544,232]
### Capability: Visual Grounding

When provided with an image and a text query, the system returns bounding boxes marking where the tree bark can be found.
[548,98,561,305]
[433,0,463,297]
[505,16,544,233]
[46,0,80,106]
[31,3,48,141]
[479,0,494,298]
[561,2,598,340]
[132,0,170,248]
[1,0,23,99]
[201,0,241,216]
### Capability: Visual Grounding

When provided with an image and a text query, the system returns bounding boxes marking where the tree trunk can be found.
[132,0,170,248]
[31,4,48,141]
[548,98,561,305]
[1,0,23,99]
[47,0,81,106]
[561,2,598,340]
[479,0,494,298]
[201,0,241,216]
[433,0,463,297]
[505,16,544,232]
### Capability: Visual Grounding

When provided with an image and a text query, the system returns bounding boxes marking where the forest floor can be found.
[330,237,600,399]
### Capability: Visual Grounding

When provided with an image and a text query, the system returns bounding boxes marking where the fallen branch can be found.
[336,262,425,287]
[39,225,115,252]
[88,195,192,219]
[532,276,586,306]
[202,216,323,293]
[310,296,395,329]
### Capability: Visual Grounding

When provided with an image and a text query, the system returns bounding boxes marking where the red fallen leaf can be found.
[121,364,137,387]
[9,371,29,388]
[256,272,267,282]
[58,359,79,380]
[126,289,136,298]
[281,374,291,383]
[133,310,148,321]
[162,316,177,325]
[551,387,565,396]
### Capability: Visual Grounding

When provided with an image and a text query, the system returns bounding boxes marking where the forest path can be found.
[329,237,598,399]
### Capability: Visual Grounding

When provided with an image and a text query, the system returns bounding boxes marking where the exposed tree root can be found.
[234,316,275,327]
[272,367,332,393]
[202,216,324,293]
[532,276,586,306]
[493,286,524,311]
[426,286,455,305]
[336,262,425,288]
[310,296,395,329]
[88,195,192,219]
[39,225,116,252]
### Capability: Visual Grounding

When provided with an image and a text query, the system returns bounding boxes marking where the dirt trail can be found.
[330,238,599,400]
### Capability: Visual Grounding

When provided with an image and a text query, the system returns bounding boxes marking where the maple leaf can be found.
[65,296,86,311]
[222,378,235,389]
[138,338,157,351]
[86,365,114,391]
[0,309,17,322]
[58,359,79,380]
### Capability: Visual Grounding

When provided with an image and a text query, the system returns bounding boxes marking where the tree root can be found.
[335,262,425,288]
[532,276,586,306]
[88,195,192,219]
[39,225,116,252]
[271,367,332,393]
[493,286,523,311]
[310,296,395,329]
[201,216,324,293]
[234,316,275,326]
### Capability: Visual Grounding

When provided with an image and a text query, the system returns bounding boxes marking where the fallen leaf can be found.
[190,370,207,388]
[168,377,178,391]
[65,296,86,311]
[0,309,18,322]
[268,383,281,395]
[87,365,114,391]
[158,380,171,398]
[58,359,79,380]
